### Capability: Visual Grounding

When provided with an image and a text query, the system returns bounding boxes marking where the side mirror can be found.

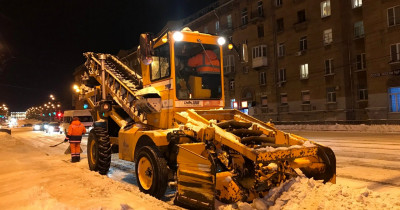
[139,33,153,65]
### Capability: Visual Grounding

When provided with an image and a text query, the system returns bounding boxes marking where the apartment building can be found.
[180,0,400,123]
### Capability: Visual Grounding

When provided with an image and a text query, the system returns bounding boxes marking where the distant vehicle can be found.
[60,110,93,134]
[46,122,61,134]
[33,122,48,131]
[22,123,33,127]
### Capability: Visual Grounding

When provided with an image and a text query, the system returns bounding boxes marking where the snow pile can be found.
[276,124,400,133]
[217,177,400,210]
[0,132,11,140]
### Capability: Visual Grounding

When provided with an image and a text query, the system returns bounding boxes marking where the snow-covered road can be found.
[2,128,400,209]
[290,131,400,195]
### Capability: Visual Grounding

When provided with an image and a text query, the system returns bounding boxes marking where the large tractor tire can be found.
[87,127,111,175]
[135,146,168,199]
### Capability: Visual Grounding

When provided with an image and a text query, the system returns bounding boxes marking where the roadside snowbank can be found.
[218,177,400,210]
[276,124,400,133]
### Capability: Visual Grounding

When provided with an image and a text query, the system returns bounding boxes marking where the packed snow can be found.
[217,176,400,210]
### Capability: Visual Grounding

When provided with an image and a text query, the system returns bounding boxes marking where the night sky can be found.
[0,0,216,111]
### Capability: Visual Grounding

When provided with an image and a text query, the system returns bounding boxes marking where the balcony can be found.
[293,21,308,31]
[250,11,265,22]
[252,57,268,69]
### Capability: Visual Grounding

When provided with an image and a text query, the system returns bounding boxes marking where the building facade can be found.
[181,0,400,123]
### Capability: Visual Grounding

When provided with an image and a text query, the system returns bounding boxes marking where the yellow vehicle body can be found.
[81,28,336,209]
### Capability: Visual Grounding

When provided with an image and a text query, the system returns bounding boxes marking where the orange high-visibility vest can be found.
[67,120,86,143]
[188,50,220,74]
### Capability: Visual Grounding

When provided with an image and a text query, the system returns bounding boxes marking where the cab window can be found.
[151,44,170,81]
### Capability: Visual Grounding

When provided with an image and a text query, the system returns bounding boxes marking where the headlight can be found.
[48,126,54,133]
[44,125,49,129]
[217,37,226,46]
[34,125,40,130]
[173,32,183,42]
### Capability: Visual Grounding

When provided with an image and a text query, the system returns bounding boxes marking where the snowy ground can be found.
[0,128,180,210]
[1,127,400,209]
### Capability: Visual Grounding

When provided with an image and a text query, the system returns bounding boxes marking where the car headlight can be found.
[34,125,40,130]
[44,125,49,129]
[48,126,54,133]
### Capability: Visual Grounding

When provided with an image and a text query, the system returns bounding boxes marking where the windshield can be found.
[151,43,170,81]
[174,41,222,100]
[78,116,93,122]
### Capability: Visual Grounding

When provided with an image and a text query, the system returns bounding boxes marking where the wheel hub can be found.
[138,156,153,190]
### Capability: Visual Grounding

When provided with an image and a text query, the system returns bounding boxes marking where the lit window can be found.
[389,87,400,112]
[352,0,362,8]
[300,63,309,79]
[278,43,285,57]
[215,20,220,31]
[223,55,235,73]
[356,53,366,70]
[301,91,310,104]
[387,6,400,27]
[259,72,266,85]
[300,36,307,51]
[323,28,333,45]
[241,8,248,25]
[354,21,364,38]
[325,59,334,75]
[279,68,286,82]
[227,14,232,28]
[280,93,288,105]
[390,43,400,62]
[321,0,331,18]
[257,1,264,17]
[358,89,368,101]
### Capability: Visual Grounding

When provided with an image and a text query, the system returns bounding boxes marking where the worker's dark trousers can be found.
[70,142,80,162]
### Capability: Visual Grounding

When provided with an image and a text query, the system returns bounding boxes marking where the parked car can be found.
[46,122,61,134]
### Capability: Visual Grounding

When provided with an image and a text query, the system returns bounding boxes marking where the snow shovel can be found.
[64,145,83,154]
[49,141,66,147]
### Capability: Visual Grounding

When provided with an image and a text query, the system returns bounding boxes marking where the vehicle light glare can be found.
[48,126,54,133]
[44,125,49,129]
[34,125,40,130]
[173,32,183,41]
[217,37,226,45]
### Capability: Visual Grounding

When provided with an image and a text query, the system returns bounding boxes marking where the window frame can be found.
[358,88,368,101]
[352,0,362,8]
[279,68,286,82]
[323,28,333,45]
[354,21,365,38]
[261,95,268,107]
[325,59,334,75]
[241,8,248,25]
[301,90,311,104]
[390,43,400,62]
[300,36,307,51]
[276,0,282,7]
[300,63,309,79]
[278,43,285,57]
[356,53,366,70]
[252,45,267,59]
[327,91,336,103]
[276,18,284,32]
[229,80,235,90]
[257,1,264,17]
[215,20,220,32]
[321,0,331,18]
[280,93,288,106]
[387,6,400,27]
[259,71,267,85]
[297,10,306,23]
[223,54,235,73]
[227,14,232,29]
[389,87,400,112]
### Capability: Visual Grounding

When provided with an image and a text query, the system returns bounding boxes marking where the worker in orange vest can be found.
[64,117,86,162]
[188,50,221,98]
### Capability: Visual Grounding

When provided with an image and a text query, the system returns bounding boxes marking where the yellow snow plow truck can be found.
[80,28,336,209]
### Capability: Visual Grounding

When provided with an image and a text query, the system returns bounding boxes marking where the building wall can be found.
[183,0,400,123]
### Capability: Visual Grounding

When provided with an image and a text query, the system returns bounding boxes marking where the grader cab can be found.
[80,28,336,209]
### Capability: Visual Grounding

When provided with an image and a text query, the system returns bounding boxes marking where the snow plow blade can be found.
[175,143,216,209]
